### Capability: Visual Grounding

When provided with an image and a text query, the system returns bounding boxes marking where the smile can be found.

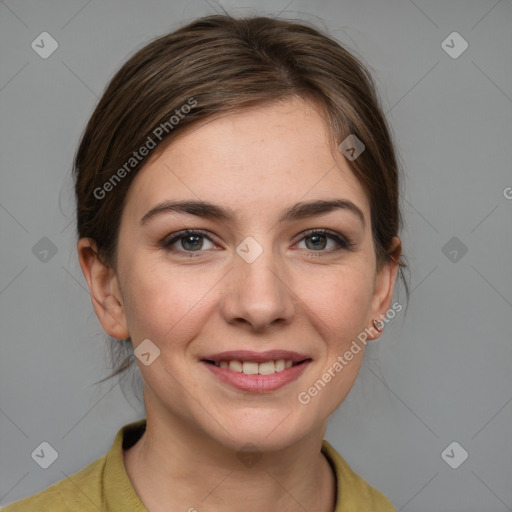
[201,358,312,392]
[205,359,301,375]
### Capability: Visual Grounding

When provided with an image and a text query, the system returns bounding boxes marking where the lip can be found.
[201,350,310,364]
[200,350,312,393]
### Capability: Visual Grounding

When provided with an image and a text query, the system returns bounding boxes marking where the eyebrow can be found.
[140,198,365,228]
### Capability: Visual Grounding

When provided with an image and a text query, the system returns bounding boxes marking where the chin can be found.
[207,409,312,453]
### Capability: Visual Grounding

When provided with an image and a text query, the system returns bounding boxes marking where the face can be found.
[80,96,400,452]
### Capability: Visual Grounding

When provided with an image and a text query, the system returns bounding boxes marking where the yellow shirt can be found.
[2,419,396,511]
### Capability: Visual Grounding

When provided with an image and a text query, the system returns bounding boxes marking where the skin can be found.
[78,96,401,512]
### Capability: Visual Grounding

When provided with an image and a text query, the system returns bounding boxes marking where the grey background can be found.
[1,0,511,510]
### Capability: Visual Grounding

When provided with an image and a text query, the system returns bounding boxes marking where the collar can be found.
[103,419,354,511]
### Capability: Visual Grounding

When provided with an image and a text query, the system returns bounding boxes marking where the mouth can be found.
[202,358,308,375]
[200,350,312,392]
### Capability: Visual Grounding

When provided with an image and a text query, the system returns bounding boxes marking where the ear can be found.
[367,236,402,340]
[77,238,130,340]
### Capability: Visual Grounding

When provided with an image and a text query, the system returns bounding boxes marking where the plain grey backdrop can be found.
[1,0,511,510]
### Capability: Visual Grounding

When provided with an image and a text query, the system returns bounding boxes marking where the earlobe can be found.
[77,238,130,340]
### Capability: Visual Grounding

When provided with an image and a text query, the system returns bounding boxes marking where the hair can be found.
[73,13,410,384]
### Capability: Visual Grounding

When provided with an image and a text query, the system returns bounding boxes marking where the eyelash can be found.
[161,229,355,258]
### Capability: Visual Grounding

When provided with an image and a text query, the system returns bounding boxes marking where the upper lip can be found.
[201,350,311,364]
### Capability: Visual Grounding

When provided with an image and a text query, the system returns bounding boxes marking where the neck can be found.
[123,411,336,512]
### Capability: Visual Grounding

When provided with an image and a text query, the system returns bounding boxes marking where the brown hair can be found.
[74,13,409,383]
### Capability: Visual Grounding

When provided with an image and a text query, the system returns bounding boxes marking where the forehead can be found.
[123,97,370,224]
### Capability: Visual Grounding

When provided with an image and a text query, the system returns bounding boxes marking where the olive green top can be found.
[2,419,395,511]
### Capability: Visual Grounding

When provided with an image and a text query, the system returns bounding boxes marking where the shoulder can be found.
[1,419,147,512]
[321,439,396,512]
[0,455,107,512]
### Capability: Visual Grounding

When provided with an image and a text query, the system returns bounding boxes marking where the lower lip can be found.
[202,361,311,392]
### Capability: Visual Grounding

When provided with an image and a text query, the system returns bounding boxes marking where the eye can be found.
[162,230,216,256]
[295,229,354,254]
[161,228,354,258]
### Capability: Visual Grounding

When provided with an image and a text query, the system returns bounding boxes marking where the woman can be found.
[3,12,408,512]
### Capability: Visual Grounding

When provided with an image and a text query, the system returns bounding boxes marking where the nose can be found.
[219,240,296,333]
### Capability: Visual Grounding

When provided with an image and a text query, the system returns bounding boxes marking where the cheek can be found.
[118,236,376,351]
[119,256,220,346]
[295,268,373,416]
[299,264,375,346]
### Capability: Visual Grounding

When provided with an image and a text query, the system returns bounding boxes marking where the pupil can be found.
[307,235,326,250]
[183,235,201,250]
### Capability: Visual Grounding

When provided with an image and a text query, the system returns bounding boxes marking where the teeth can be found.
[258,361,275,375]
[216,359,298,375]
[275,359,285,372]
[243,361,259,375]
[228,360,243,372]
